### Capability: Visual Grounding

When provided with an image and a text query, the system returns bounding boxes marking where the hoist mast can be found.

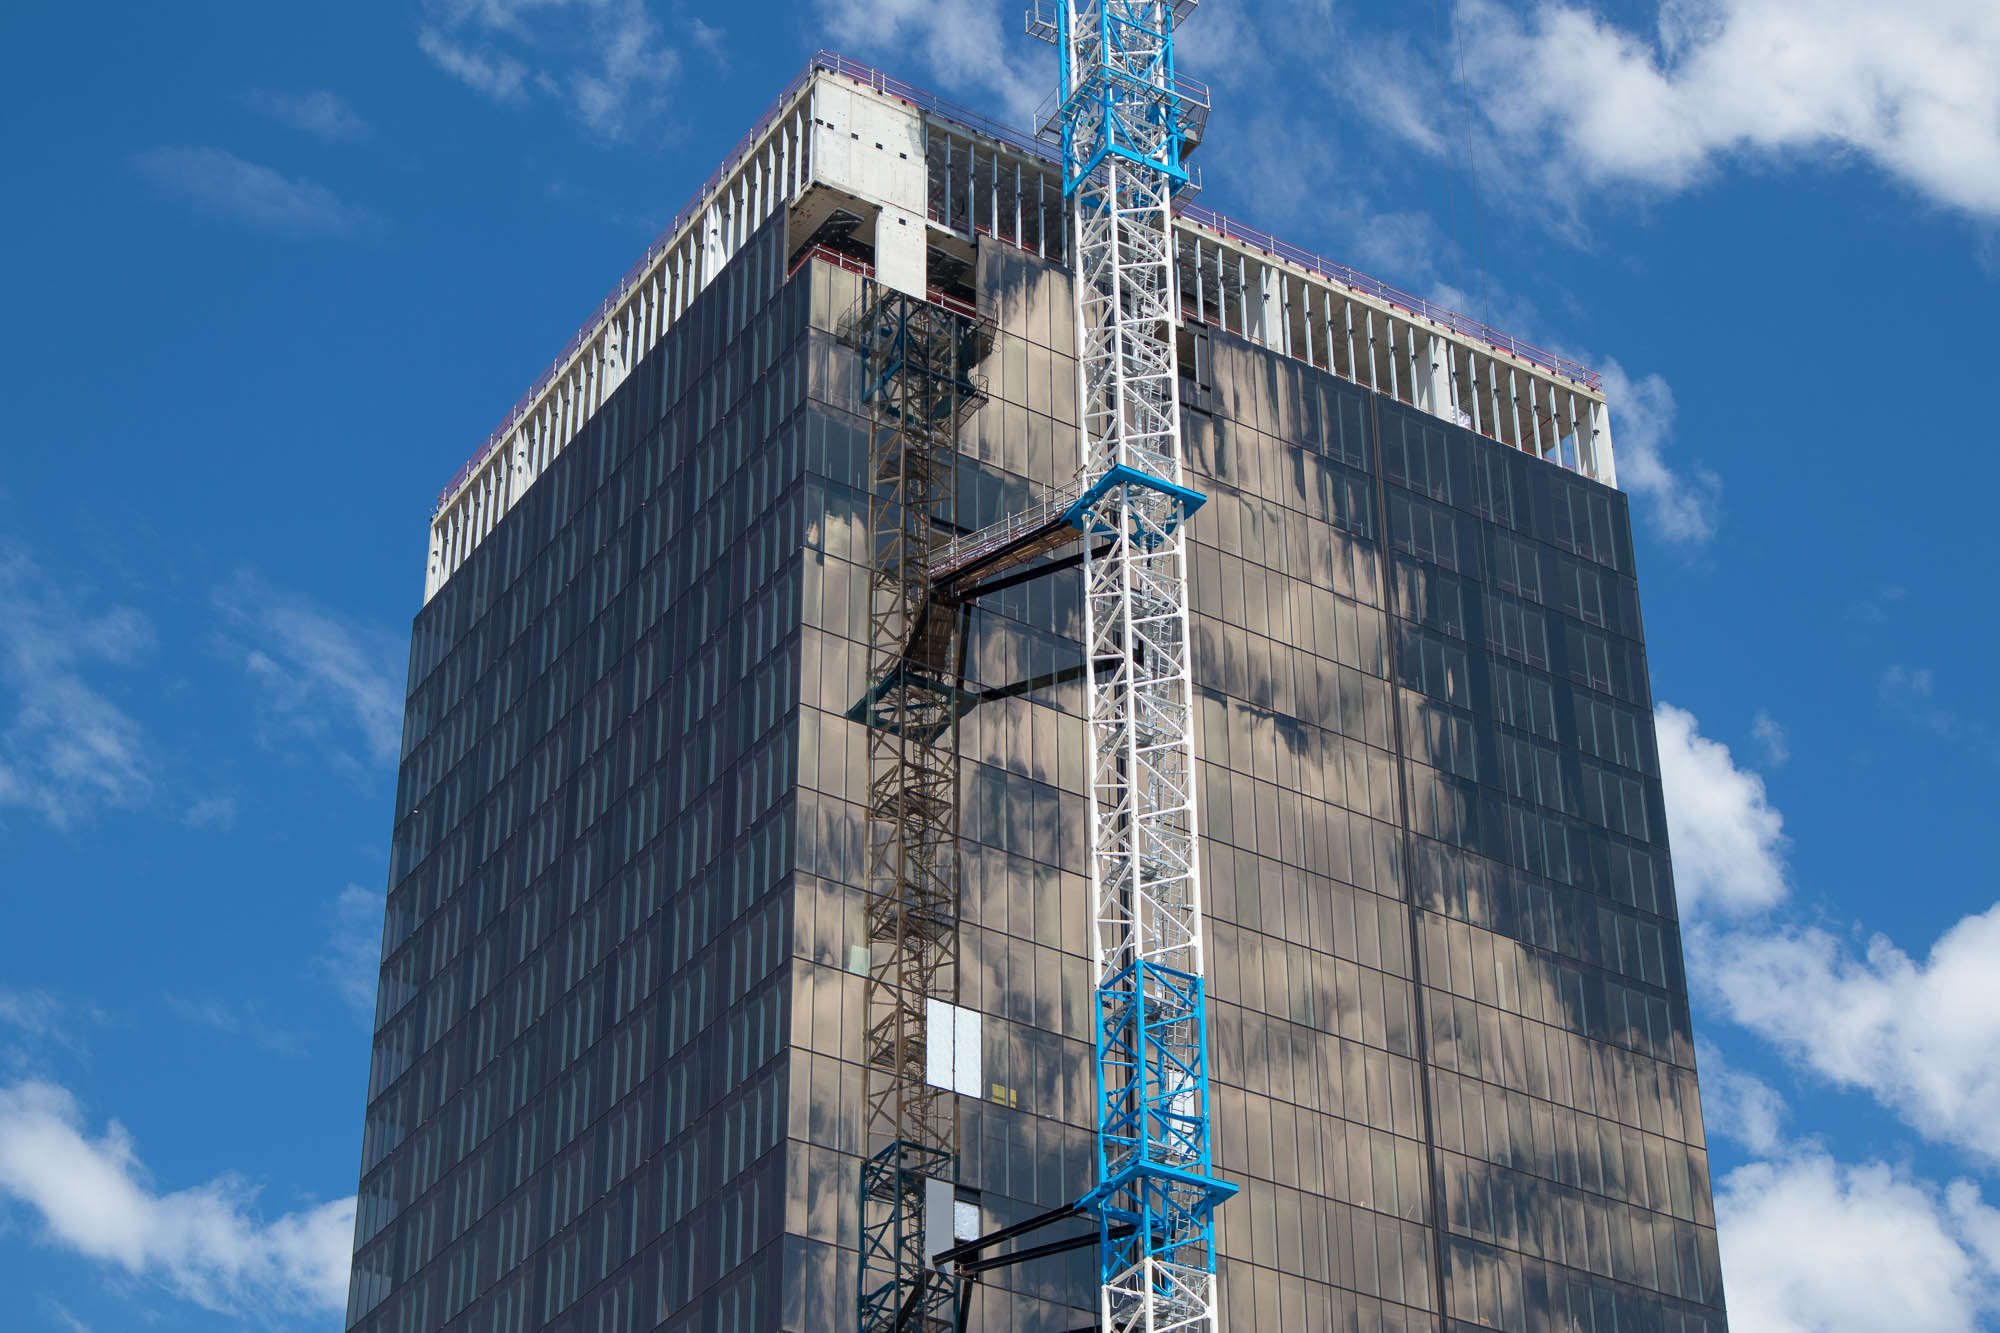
[1031,3,1235,1330]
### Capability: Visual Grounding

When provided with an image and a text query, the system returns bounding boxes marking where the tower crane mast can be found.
[1029,4,1235,1329]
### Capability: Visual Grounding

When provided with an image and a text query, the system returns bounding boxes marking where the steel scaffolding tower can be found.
[1031,3,1236,1331]
[846,285,991,1333]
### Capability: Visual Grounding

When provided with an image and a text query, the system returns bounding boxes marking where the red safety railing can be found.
[436,49,1598,514]
[787,243,981,323]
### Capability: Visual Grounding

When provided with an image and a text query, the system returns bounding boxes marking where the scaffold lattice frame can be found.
[1035,3,1237,1331]
[846,284,989,1333]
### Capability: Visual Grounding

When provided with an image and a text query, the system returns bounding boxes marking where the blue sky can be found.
[1,1,1996,1330]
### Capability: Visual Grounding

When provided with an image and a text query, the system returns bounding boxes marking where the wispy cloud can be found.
[1751,710,1790,767]
[248,90,369,141]
[824,0,1046,124]
[320,885,384,1025]
[214,573,404,774]
[1845,583,1908,626]
[418,0,679,136]
[164,996,307,1058]
[0,1080,353,1316]
[0,548,153,830]
[0,989,91,1072]
[182,795,238,832]
[417,26,529,101]
[40,1298,92,1333]
[1880,664,1998,763]
[0,990,68,1045]
[689,18,725,61]
[1696,1041,1789,1157]
[1595,360,1719,544]
[1881,664,1958,738]
[136,147,375,237]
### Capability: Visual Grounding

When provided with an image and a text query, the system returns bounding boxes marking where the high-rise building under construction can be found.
[346,42,1730,1333]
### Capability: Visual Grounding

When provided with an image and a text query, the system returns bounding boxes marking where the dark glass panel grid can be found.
[349,215,810,1333]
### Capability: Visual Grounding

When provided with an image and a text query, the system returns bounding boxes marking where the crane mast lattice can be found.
[1032,3,1236,1330]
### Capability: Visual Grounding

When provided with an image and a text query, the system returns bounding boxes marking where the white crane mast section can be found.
[1044,3,1235,1331]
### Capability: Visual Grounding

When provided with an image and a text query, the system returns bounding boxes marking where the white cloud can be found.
[0,990,67,1045]
[0,1080,353,1316]
[419,0,678,136]
[183,795,238,831]
[418,26,530,101]
[322,885,385,1025]
[1751,709,1789,767]
[136,147,375,237]
[1661,702,2000,1164]
[0,550,153,829]
[249,89,369,141]
[1882,664,1957,736]
[164,996,306,1058]
[41,1299,92,1333]
[1429,0,2000,223]
[1695,1041,1788,1157]
[689,18,725,60]
[1699,905,2000,1165]
[1655,703,1787,917]
[824,0,1047,124]
[1716,1148,2000,1332]
[215,573,405,772]
[1596,359,1719,544]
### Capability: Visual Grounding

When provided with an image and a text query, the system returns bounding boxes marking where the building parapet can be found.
[425,50,1615,603]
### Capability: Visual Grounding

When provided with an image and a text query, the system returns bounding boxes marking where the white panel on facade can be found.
[812,81,852,193]
[877,204,926,299]
[952,1005,982,1096]
[852,97,926,213]
[925,998,983,1096]
[924,1176,955,1266]
[925,998,953,1090]
[953,1200,980,1243]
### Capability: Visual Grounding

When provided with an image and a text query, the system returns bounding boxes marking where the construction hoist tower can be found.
[846,7,1233,1329]
[847,286,991,1333]
[1032,3,1236,1330]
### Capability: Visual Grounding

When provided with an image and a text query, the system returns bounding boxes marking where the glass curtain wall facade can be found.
[348,208,1728,1333]
[348,215,810,1333]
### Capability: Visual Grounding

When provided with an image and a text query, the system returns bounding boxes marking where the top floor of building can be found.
[423,51,1615,604]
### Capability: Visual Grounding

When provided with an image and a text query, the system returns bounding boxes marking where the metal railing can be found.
[789,243,982,323]
[932,475,1086,581]
[1176,202,1601,389]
